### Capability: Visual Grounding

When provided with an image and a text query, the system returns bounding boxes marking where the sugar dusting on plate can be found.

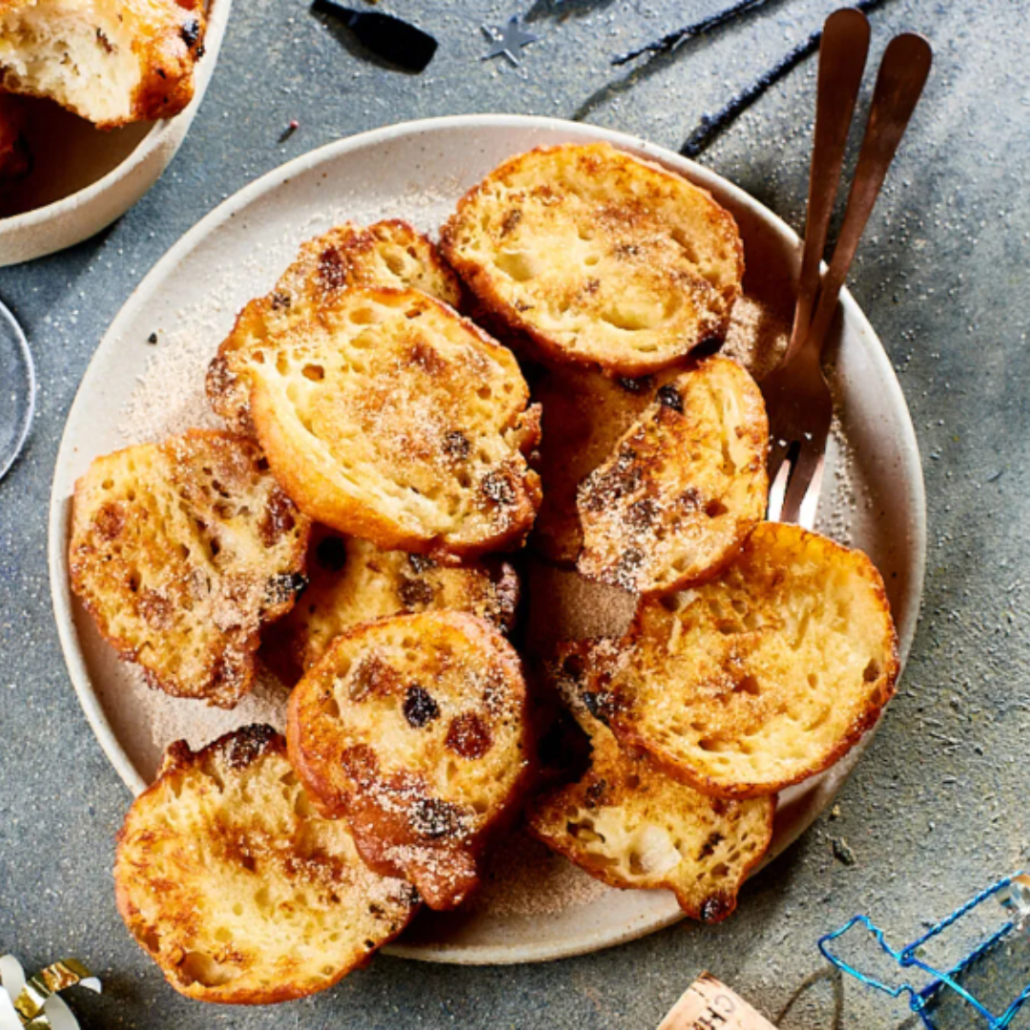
[466,830,611,917]
[135,664,290,770]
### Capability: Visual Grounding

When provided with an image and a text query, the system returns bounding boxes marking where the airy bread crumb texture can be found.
[263,526,519,685]
[0,0,206,127]
[441,143,744,375]
[576,523,899,799]
[577,355,769,595]
[106,177,878,934]
[68,430,310,708]
[115,726,419,1004]
[287,612,532,910]
[247,286,541,557]
[528,673,774,922]
[208,220,462,436]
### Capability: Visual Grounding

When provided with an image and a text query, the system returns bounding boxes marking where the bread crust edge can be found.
[439,143,746,377]
[114,725,421,1005]
[525,787,776,922]
[610,529,901,800]
[286,611,537,910]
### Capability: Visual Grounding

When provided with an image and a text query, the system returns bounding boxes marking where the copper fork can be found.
[763,13,932,527]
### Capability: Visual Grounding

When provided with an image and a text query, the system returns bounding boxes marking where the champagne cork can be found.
[657,974,778,1030]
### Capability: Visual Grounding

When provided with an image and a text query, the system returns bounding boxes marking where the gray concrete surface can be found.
[1,0,1029,1026]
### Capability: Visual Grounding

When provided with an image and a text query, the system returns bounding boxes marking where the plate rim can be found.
[46,112,927,964]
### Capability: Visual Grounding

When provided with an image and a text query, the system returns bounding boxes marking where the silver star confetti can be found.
[482,16,538,66]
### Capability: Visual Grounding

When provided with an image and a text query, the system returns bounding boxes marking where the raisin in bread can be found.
[531,364,677,565]
[263,527,519,684]
[287,612,532,910]
[577,356,768,595]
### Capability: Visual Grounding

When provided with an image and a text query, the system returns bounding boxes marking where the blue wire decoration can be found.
[819,872,1030,1029]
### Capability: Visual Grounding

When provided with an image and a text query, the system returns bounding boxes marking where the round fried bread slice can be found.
[277,219,462,312]
[68,430,310,708]
[527,653,774,921]
[577,356,769,595]
[207,220,462,435]
[115,725,420,1004]
[248,286,541,558]
[440,142,744,375]
[287,612,532,910]
[263,527,520,684]
[572,524,899,798]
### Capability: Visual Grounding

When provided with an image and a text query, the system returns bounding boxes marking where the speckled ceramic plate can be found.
[48,115,926,966]
[0,0,232,267]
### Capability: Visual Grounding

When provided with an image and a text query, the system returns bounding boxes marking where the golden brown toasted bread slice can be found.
[68,430,310,708]
[568,524,899,799]
[531,365,674,565]
[0,93,30,183]
[277,219,462,312]
[440,142,744,376]
[527,654,774,921]
[577,356,768,595]
[115,726,420,1004]
[287,612,532,910]
[0,0,205,128]
[208,220,462,435]
[263,527,520,684]
[247,286,541,558]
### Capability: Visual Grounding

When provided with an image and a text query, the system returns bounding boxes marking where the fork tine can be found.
[765,437,795,523]
[779,431,828,528]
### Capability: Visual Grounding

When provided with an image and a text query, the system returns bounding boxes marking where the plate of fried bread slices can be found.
[49,115,926,993]
[0,0,230,266]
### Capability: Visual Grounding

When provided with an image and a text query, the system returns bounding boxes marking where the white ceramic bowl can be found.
[48,114,926,964]
[0,0,231,267]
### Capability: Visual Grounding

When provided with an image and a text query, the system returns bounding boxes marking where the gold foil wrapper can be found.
[0,957,100,1029]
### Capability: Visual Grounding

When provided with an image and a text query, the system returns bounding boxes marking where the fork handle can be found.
[785,7,870,366]
[803,32,933,356]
